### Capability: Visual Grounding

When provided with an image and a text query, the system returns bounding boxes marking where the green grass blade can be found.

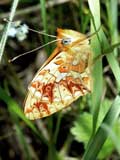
[8,103,32,160]
[15,123,32,160]
[39,0,50,54]
[106,0,118,56]
[0,0,19,62]
[100,31,120,90]
[88,0,103,132]
[83,95,120,160]
[101,123,120,155]
[39,0,47,32]
[53,113,63,145]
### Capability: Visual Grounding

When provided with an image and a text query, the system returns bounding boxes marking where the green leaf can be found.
[71,113,92,145]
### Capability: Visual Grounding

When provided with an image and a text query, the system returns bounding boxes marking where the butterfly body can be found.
[24,28,92,120]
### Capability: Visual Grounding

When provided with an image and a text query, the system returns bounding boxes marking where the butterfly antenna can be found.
[86,25,101,39]
[75,25,101,44]
[28,28,57,38]
[8,39,62,63]
[4,18,57,38]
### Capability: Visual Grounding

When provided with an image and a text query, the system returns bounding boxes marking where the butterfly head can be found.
[57,28,88,48]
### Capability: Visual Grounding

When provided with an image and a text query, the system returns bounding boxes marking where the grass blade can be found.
[100,31,120,90]
[39,0,50,54]
[88,0,103,132]
[106,0,118,56]
[0,0,19,62]
[101,123,120,155]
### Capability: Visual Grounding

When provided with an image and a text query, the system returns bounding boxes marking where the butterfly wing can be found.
[24,40,92,120]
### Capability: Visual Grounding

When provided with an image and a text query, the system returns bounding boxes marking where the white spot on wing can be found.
[56,73,68,82]
[35,91,42,98]
[45,62,58,71]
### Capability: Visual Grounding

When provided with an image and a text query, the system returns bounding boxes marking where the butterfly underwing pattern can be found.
[24,28,92,120]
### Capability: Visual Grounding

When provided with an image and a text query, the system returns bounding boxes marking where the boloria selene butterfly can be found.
[24,28,92,120]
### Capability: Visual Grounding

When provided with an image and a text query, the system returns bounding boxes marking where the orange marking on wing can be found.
[31,81,43,93]
[59,79,73,97]
[66,76,84,94]
[59,79,70,92]
[39,69,48,75]
[25,108,32,114]
[42,83,54,103]
[58,64,69,73]
[31,81,39,88]
[59,77,84,95]
[34,101,50,114]
[58,60,87,73]
[82,77,90,84]
[70,60,86,73]
[54,59,64,65]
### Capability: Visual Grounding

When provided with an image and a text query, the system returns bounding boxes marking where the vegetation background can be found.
[0,0,120,160]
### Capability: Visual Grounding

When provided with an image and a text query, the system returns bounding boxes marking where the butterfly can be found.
[24,28,92,120]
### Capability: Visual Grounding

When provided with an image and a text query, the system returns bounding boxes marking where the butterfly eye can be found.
[62,38,72,45]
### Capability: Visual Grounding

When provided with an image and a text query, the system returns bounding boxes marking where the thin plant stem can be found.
[0,0,19,63]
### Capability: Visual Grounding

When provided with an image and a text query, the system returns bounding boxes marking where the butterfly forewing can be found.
[24,28,92,120]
